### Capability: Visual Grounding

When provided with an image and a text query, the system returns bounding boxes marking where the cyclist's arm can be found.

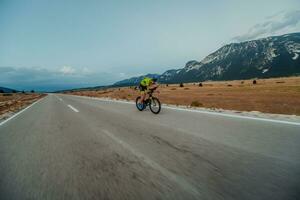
[149,83,159,90]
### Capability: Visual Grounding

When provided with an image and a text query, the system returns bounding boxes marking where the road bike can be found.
[135,88,161,114]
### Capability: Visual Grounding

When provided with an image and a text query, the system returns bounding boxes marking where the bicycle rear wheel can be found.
[135,96,145,111]
[149,97,161,114]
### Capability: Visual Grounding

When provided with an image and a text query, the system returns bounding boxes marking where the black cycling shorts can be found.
[139,84,147,92]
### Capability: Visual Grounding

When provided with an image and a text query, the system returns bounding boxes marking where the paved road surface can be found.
[0,94,299,200]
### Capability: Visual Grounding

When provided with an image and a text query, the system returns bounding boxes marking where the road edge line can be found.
[164,106,300,126]
[0,96,46,127]
[64,94,300,126]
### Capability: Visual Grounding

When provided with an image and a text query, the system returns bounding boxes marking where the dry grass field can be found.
[66,76,300,115]
[0,93,45,117]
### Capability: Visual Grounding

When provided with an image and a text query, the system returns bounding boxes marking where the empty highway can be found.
[0,94,299,200]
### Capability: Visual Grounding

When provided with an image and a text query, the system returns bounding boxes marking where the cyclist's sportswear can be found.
[140,77,153,87]
[139,77,153,92]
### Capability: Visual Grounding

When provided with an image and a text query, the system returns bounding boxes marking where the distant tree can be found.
[166,84,169,87]
[241,81,244,84]
[31,90,35,93]
[199,83,203,87]
[179,83,184,87]
[253,80,257,85]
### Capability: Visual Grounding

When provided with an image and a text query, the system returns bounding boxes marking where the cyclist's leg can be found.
[140,91,146,103]
[139,85,147,103]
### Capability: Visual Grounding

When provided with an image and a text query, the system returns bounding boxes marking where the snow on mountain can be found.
[293,53,299,60]
[160,32,300,82]
[114,32,300,86]
[285,41,300,60]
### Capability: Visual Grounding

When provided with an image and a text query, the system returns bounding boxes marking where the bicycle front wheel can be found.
[136,96,145,111]
[149,97,161,114]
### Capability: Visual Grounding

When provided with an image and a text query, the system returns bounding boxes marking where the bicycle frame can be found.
[144,89,155,104]
[136,87,161,114]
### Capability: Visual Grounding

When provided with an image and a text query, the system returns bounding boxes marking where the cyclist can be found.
[138,77,159,106]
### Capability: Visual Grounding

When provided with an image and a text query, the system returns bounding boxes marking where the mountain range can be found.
[114,32,300,86]
[0,87,17,93]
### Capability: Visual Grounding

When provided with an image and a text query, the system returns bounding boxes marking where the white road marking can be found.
[164,106,300,126]
[67,105,79,112]
[102,129,202,198]
[0,97,45,126]
[54,95,63,102]
[66,94,300,126]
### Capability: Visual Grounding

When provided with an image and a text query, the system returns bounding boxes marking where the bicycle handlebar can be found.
[147,87,158,94]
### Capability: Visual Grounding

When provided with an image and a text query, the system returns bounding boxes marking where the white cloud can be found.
[0,66,122,91]
[60,66,76,75]
[81,67,92,75]
[232,10,300,42]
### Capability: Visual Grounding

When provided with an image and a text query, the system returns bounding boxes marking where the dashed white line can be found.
[67,105,79,112]
[54,95,63,102]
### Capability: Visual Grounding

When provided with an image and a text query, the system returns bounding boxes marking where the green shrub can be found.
[190,101,203,107]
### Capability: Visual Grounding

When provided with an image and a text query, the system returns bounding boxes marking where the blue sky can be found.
[1,0,300,91]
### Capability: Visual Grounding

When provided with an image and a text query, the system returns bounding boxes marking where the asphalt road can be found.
[0,94,299,200]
